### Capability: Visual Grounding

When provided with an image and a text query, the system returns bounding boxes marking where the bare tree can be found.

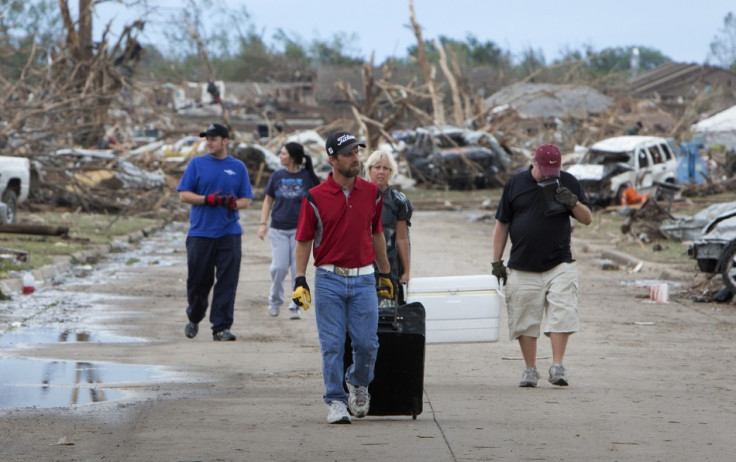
[336,55,421,151]
[0,0,146,151]
[708,12,736,70]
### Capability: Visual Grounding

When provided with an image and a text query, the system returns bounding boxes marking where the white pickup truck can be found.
[0,155,31,224]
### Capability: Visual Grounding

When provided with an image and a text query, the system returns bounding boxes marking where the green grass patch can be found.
[0,212,160,278]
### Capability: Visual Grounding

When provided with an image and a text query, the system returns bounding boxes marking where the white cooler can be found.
[406,274,501,344]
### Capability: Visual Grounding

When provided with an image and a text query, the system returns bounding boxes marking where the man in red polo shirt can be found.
[292,130,394,424]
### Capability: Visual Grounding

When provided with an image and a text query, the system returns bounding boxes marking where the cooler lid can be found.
[407,274,499,295]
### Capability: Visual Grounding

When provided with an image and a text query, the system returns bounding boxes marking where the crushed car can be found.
[688,206,736,293]
[566,136,678,206]
[395,126,511,189]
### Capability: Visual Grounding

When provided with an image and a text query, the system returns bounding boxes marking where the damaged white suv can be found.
[566,136,678,206]
[0,155,31,224]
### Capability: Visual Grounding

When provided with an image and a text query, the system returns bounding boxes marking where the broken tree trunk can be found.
[434,39,464,126]
[409,0,445,125]
[448,47,476,123]
[0,224,70,237]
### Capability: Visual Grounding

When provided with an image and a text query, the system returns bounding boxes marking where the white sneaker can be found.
[268,306,279,317]
[327,401,351,424]
[289,308,301,320]
[519,367,541,387]
[346,381,370,418]
[548,364,569,386]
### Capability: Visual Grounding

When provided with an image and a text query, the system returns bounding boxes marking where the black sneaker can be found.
[184,322,198,339]
[213,329,236,341]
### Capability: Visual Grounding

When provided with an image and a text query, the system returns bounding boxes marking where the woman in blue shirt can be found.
[258,142,320,319]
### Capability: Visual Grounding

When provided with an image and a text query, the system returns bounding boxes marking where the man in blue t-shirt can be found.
[177,123,254,341]
[492,143,592,388]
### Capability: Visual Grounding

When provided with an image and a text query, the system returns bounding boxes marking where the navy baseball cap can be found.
[325,131,365,156]
[199,123,229,139]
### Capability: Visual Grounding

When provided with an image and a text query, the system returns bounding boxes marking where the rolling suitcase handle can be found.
[378,282,406,331]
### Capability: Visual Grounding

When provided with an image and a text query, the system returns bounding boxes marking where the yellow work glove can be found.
[292,276,311,311]
[375,272,395,300]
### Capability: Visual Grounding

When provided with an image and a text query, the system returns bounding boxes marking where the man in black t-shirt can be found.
[492,144,592,388]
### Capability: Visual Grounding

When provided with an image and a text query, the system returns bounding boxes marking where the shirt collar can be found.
[325,171,363,192]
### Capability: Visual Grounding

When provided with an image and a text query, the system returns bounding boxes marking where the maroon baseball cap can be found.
[533,143,562,177]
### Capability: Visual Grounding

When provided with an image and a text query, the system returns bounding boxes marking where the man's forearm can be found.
[571,202,592,225]
[372,233,391,274]
[492,221,509,261]
[295,240,312,276]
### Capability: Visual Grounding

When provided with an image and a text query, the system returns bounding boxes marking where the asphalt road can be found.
[1,207,735,462]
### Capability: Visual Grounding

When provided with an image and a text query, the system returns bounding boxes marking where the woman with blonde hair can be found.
[364,150,413,304]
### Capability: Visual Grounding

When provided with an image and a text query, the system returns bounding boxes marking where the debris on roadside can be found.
[0,247,28,263]
[620,199,675,242]
[592,258,619,270]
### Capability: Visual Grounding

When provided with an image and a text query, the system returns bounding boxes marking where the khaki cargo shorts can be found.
[505,262,579,340]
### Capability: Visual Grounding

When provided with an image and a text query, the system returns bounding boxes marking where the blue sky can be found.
[94,0,733,65]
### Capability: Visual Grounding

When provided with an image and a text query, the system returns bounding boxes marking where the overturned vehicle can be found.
[689,208,736,293]
[566,136,678,206]
[395,126,511,189]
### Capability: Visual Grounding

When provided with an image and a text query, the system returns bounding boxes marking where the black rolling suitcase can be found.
[344,301,426,419]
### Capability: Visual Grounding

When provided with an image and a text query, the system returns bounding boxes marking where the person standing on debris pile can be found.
[364,149,413,305]
[626,121,643,135]
[206,80,221,104]
[177,123,253,341]
[257,142,320,319]
[292,130,394,424]
[491,143,592,388]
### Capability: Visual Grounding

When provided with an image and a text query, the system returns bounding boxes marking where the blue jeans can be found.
[314,267,379,404]
[267,228,297,310]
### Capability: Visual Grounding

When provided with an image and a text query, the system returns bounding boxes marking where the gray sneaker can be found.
[548,364,568,386]
[212,329,236,341]
[346,381,370,417]
[184,322,198,339]
[519,367,541,387]
[327,401,351,424]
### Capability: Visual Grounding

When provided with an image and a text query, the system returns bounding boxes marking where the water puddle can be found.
[0,223,188,410]
[0,357,167,409]
[0,326,146,347]
[1,290,152,341]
